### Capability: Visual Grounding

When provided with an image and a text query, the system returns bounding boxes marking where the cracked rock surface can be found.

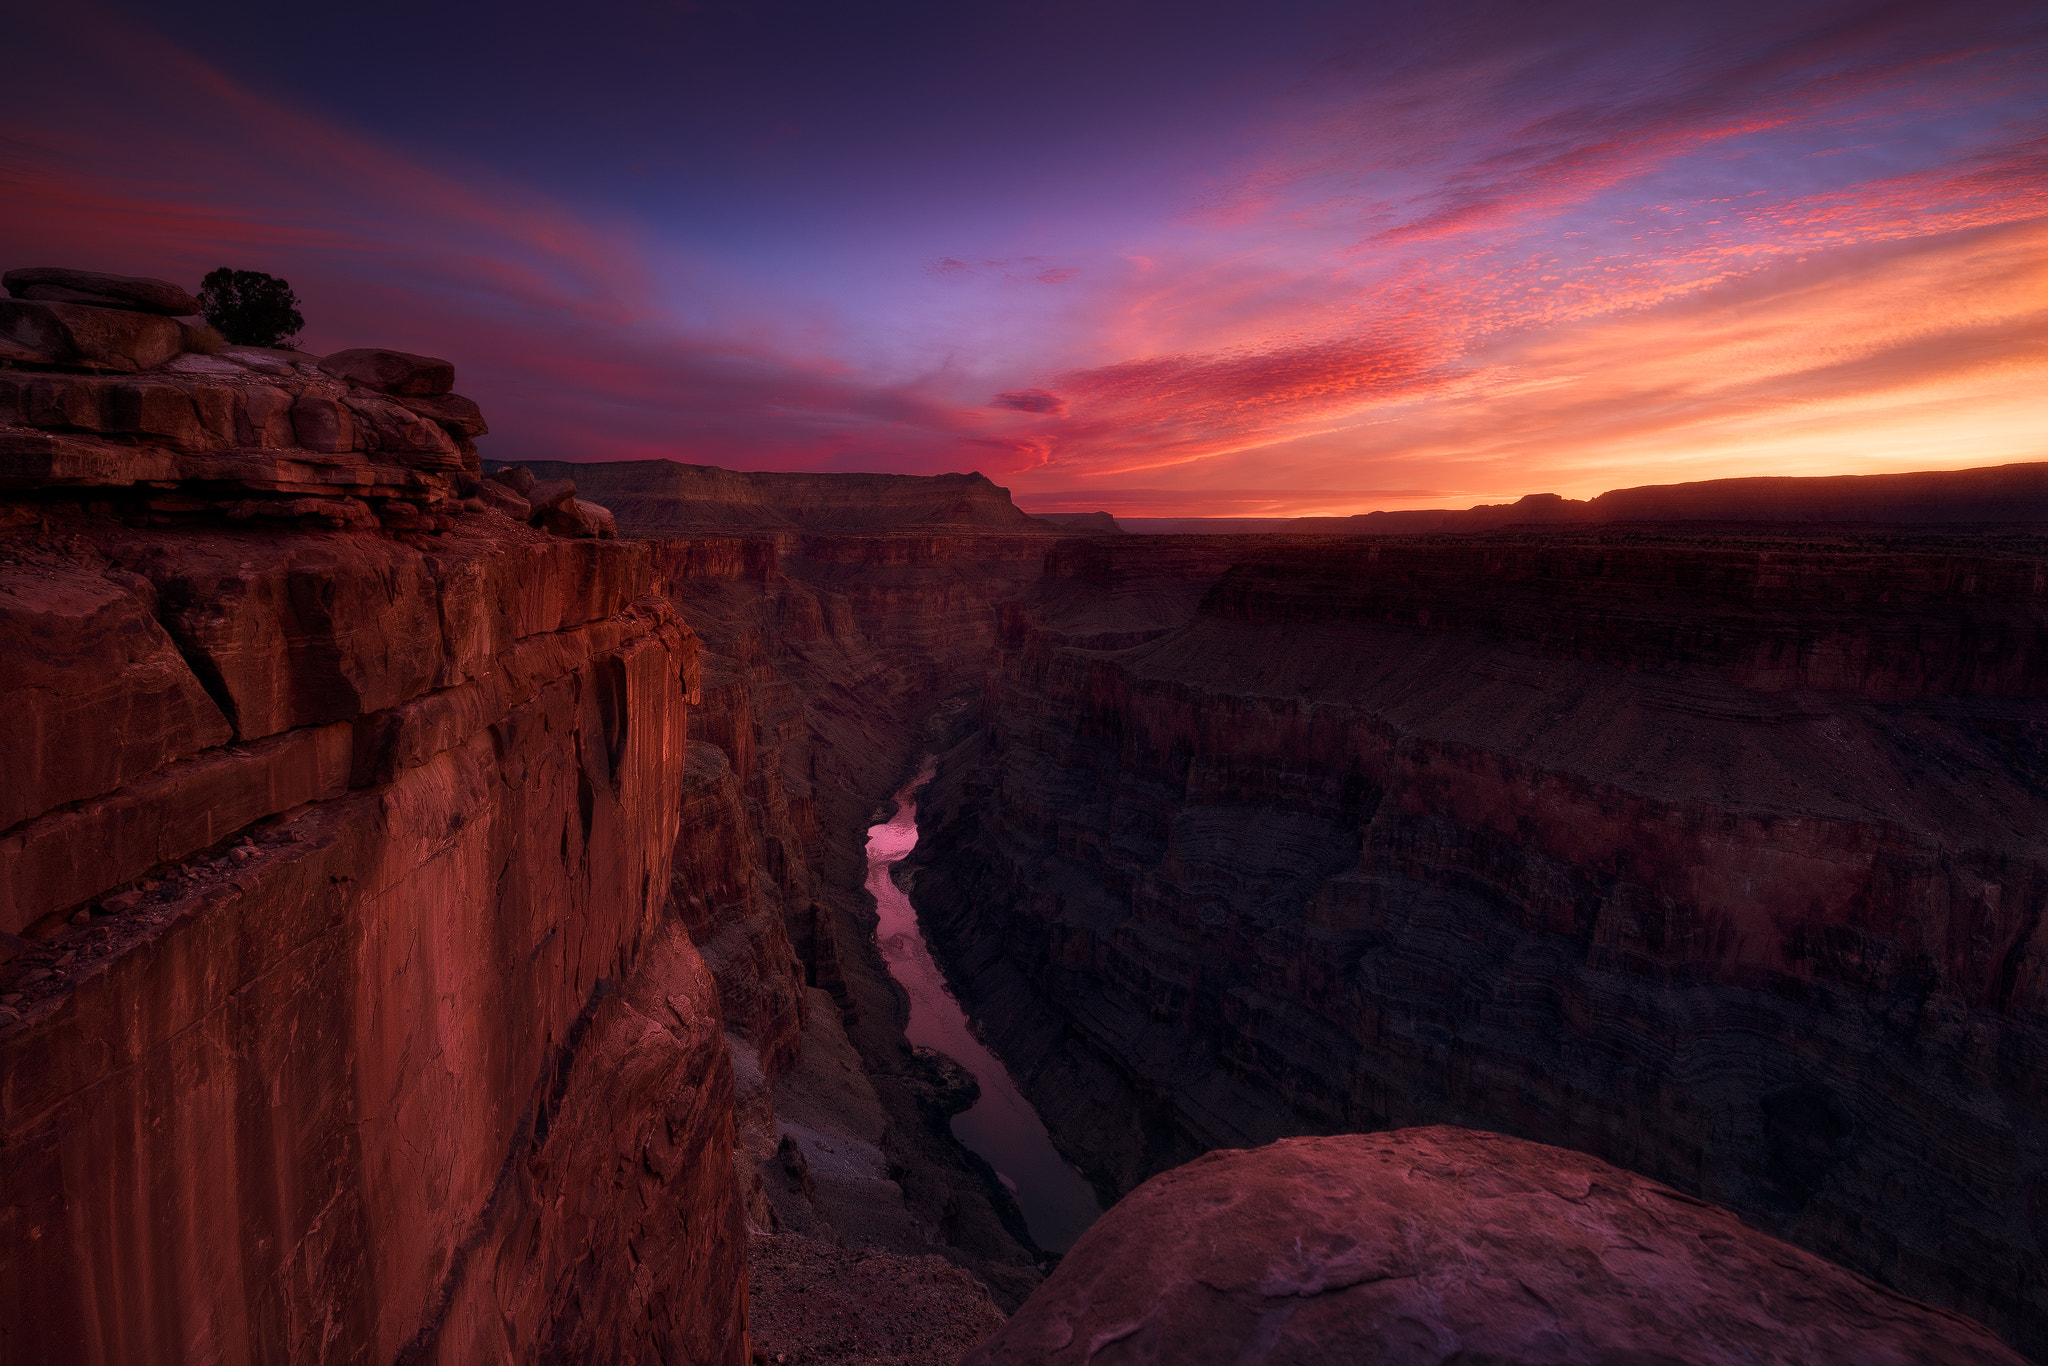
[965,1126,2025,1365]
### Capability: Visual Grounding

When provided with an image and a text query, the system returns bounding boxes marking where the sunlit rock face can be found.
[909,528,2048,1357]
[0,319,745,1365]
[966,1127,2028,1366]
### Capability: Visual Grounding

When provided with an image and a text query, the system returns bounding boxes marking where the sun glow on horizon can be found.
[4,0,2043,515]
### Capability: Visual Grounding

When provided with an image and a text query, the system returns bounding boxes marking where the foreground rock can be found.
[967,1128,2024,1365]
[911,526,2048,1358]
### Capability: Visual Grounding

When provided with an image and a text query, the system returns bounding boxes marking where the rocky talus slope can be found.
[969,1127,2028,1365]
[909,528,2048,1358]
[0,273,744,1364]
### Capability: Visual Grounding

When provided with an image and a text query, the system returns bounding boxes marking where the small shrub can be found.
[181,322,227,354]
[198,268,305,349]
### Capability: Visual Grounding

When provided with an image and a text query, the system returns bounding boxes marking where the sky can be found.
[2,0,2043,516]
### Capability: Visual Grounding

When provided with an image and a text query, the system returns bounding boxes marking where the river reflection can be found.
[866,758,1104,1254]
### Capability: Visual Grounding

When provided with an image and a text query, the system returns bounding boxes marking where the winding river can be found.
[866,759,1104,1254]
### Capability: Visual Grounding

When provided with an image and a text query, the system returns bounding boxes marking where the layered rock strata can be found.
[501,458,1056,534]
[0,309,744,1363]
[969,1127,2027,1365]
[910,529,2048,1358]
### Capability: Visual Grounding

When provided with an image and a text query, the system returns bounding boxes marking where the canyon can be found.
[2,271,2042,1363]
[907,524,2048,1359]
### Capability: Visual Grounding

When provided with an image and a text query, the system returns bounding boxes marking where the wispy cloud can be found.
[0,5,998,471]
[3,1,2041,510]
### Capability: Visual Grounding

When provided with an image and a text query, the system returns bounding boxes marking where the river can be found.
[865,759,1104,1254]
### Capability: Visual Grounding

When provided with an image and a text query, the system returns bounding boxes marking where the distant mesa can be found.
[1032,510,1123,533]
[1112,463,2048,533]
[967,1128,2028,1365]
[488,458,1052,535]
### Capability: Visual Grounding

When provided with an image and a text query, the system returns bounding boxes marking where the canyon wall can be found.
[648,529,1064,1310]
[908,528,2048,1357]
[0,336,746,1363]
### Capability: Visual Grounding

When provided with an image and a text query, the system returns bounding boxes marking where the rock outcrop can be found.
[910,527,2048,1358]
[967,1127,2027,1365]
[0,283,745,1364]
[5,267,203,317]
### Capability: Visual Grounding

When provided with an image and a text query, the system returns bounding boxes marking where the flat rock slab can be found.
[0,300,183,372]
[965,1127,2026,1366]
[4,267,201,317]
[317,347,454,396]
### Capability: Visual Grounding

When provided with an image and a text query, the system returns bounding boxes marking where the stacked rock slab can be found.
[0,268,204,372]
[0,271,744,1364]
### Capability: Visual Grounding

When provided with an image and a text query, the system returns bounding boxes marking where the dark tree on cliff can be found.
[198,268,304,348]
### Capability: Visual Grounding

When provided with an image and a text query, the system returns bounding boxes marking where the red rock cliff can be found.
[0,317,746,1363]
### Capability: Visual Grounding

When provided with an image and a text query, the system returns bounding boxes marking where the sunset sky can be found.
[3,0,2043,516]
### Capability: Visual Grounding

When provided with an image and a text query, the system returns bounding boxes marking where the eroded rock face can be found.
[910,528,2048,1358]
[317,346,456,396]
[967,1128,2025,1366]
[0,341,746,1363]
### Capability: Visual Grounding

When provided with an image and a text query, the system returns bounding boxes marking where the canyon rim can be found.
[0,257,2044,1362]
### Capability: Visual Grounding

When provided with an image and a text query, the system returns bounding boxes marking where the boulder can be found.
[395,392,487,438]
[489,465,537,497]
[3,268,201,317]
[526,478,576,515]
[471,478,529,521]
[290,394,357,454]
[966,1128,2027,1366]
[317,348,454,396]
[0,300,183,372]
[535,497,616,539]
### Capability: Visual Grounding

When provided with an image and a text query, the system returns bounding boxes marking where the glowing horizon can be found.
[3,0,2042,518]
